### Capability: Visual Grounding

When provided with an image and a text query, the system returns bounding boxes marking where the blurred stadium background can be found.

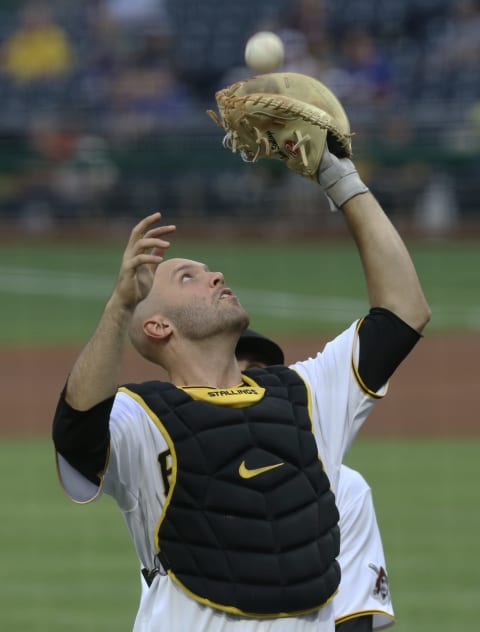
[1,1,479,631]
[0,0,478,236]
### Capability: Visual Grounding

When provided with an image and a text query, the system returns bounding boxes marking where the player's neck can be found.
[168,361,243,389]
[164,339,243,388]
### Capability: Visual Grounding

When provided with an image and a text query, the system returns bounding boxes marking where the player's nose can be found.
[209,271,225,287]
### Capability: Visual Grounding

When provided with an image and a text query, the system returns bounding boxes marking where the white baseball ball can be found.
[244,31,285,73]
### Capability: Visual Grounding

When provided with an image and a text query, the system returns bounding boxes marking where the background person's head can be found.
[235,329,285,370]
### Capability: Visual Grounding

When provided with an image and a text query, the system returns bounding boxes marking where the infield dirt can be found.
[2,333,478,436]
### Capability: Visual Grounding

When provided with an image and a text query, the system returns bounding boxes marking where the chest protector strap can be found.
[124,366,340,617]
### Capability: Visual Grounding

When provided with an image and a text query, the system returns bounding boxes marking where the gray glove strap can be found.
[317,154,369,212]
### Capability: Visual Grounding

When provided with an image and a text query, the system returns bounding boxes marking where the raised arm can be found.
[65,213,176,411]
[318,150,431,333]
[207,71,430,334]
[342,192,430,333]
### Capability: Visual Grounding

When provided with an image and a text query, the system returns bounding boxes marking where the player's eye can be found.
[181,273,193,282]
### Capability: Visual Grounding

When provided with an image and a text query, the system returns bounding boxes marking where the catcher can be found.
[52,72,430,632]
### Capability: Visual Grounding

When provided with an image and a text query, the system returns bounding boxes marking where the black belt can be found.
[141,554,166,587]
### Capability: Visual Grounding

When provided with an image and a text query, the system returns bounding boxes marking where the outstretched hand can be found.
[64,213,176,410]
[114,213,176,310]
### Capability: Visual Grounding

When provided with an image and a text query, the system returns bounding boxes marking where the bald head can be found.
[128,256,250,367]
[127,258,178,363]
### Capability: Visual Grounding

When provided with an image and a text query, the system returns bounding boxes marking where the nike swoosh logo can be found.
[238,460,285,479]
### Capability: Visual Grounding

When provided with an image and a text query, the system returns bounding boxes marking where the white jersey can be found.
[56,320,387,632]
[335,466,395,629]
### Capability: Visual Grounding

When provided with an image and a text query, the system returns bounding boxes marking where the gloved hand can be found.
[207,72,352,182]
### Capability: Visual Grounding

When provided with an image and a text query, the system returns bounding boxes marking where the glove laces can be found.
[291,130,311,167]
[221,121,311,169]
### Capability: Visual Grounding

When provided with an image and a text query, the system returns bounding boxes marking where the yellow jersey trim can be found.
[118,386,178,553]
[335,609,396,625]
[351,318,388,399]
[291,368,336,490]
[168,570,338,618]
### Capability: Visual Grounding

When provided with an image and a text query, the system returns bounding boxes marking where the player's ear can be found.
[143,315,173,341]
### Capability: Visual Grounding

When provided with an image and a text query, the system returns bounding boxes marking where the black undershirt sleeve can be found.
[335,614,373,632]
[52,385,115,485]
[357,307,422,393]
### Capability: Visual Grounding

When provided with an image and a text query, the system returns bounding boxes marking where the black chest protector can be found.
[124,366,340,618]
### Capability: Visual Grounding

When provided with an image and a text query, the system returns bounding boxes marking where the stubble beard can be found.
[165,300,250,341]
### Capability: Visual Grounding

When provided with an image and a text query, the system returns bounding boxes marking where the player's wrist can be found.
[105,293,137,322]
[317,149,369,212]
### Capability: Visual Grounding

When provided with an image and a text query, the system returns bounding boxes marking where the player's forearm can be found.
[341,192,431,333]
[64,214,175,410]
[65,296,132,410]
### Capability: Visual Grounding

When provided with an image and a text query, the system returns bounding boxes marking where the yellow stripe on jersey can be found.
[335,609,396,626]
[167,569,338,618]
[290,367,314,432]
[118,386,178,554]
[290,368,336,499]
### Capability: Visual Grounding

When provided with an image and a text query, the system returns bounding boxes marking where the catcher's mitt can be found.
[207,72,352,181]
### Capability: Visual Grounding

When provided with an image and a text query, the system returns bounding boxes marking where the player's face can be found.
[152,258,249,338]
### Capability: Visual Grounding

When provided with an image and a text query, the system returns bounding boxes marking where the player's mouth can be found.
[218,288,237,302]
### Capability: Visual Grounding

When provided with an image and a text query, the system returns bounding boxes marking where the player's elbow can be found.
[381,292,431,335]
[420,302,432,332]
[403,298,432,334]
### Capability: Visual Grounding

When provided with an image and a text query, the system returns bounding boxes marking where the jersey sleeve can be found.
[52,386,170,514]
[52,387,113,502]
[52,386,113,484]
[290,310,421,488]
[290,320,381,488]
[51,387,143,507]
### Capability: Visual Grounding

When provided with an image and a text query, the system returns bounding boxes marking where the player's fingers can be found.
[129,212,162,241]
[128,214,176,246]
[126,221,176,269]
[124,252,164,272]
[116,214,175,307]
[125,214,158,252]
[133,226,176,274]
[144,224,177,240]
[132,236,172,255]
[118,252,163,296]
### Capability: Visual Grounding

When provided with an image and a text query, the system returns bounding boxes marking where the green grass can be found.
[0,439,139,632]
[0,437,477,631]
[344,438,480,631]
[1,236,476,630]
[0,237,480,345]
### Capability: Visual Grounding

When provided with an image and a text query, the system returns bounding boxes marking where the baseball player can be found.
[236,330,395,631]
[52,93,430,630]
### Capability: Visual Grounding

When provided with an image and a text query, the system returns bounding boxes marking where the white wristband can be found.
[317,151,369,212]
